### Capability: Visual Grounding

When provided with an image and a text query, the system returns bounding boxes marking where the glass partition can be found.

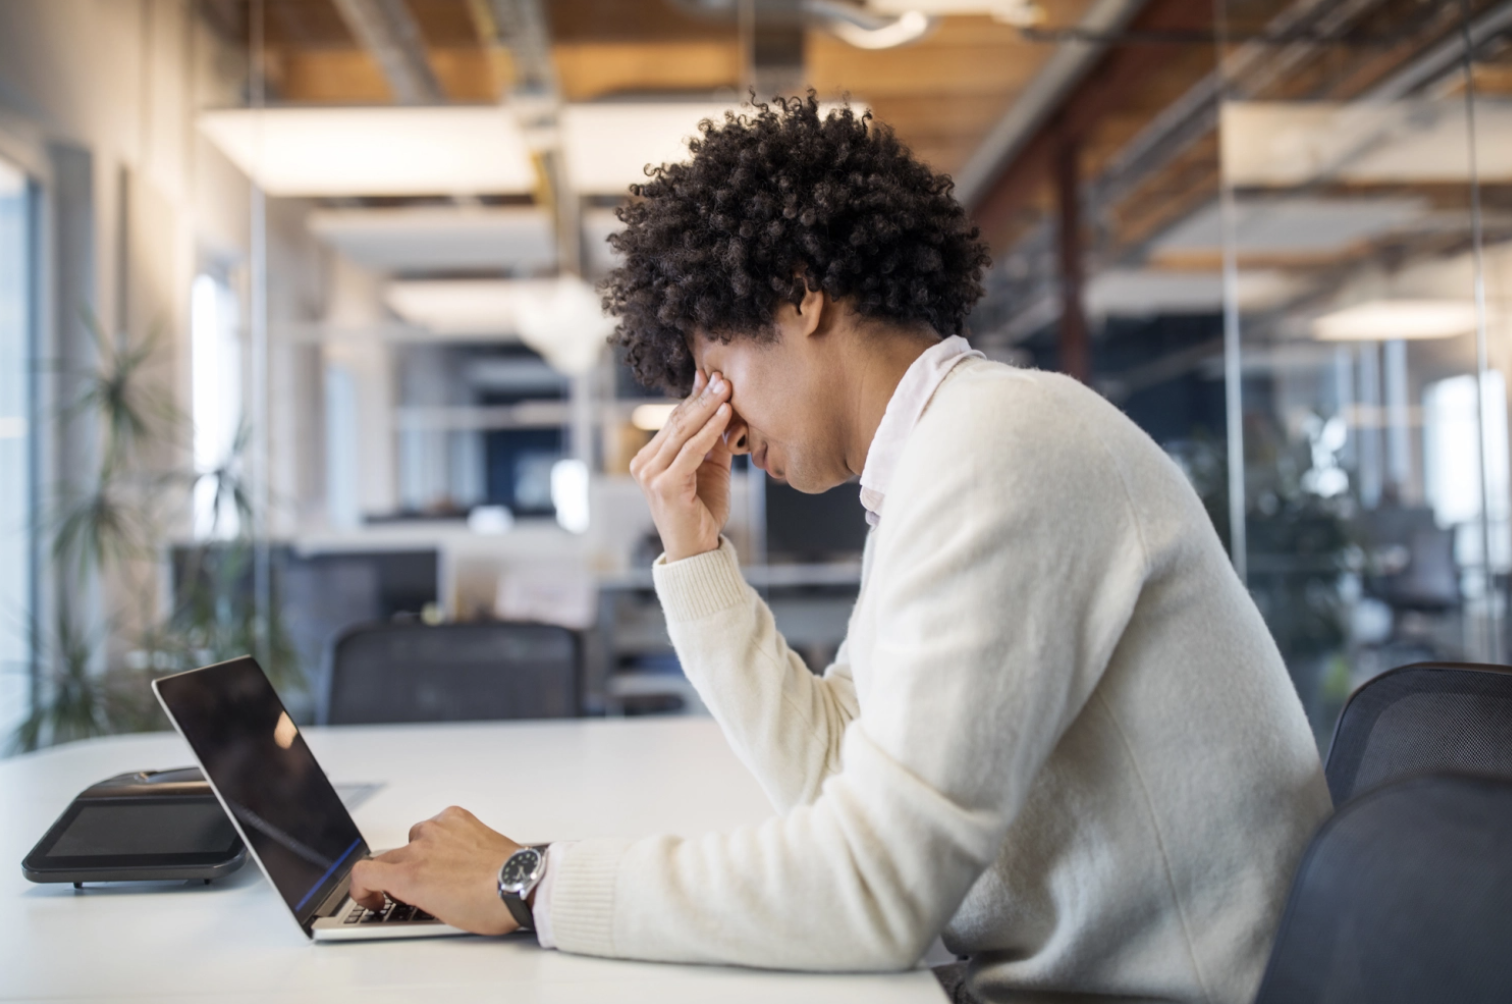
[0,155,35,747]
[1216,0,1510,741]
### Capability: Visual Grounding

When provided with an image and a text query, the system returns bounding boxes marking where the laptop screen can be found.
[155,657,367,929]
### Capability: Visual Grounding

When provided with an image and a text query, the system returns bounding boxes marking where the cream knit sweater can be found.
[549,360,1332,1003]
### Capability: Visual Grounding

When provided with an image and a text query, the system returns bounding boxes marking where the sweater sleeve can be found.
[648,537,860,812]
[548,380,1151,970]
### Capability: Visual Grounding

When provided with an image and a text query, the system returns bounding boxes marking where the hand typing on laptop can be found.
[348,806,527,936]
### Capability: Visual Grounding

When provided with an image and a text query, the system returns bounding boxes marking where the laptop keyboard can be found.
[342,896,435,924]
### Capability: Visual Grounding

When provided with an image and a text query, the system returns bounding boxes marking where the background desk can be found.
[1,718,944,1003]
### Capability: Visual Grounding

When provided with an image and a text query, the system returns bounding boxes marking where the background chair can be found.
[320,621,581,725]
[1324,661,1512,805]
[1253,772,1512,1004]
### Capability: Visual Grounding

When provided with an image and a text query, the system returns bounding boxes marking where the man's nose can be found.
[723,412,751,455]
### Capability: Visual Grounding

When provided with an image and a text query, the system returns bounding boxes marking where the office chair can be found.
[1252,772,1512,1004]
[1324,661,1512,805]
[321,621,581,725]
[1355,506,1459,612]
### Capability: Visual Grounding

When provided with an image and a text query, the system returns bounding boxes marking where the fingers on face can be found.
[634,372,730,482]
[676,371,728,435]
[663,373,726,448]
[662,403,731,482]
[630,370,706,477]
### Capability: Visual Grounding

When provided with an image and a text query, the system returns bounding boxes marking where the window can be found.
[1424,372,1511,582]
[0,156,35,749]
[190,271,242,539]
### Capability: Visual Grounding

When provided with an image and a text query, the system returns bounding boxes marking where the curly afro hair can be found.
[601,94,992,394]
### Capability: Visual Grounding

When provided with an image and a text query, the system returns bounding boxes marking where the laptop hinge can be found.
[312,868,355,921]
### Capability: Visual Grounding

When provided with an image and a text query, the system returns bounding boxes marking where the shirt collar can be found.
[857,335,983,527]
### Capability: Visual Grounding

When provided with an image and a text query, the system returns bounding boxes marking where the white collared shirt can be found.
[857,334,984,526]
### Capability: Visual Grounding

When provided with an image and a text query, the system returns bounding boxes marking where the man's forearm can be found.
[655,538,859,812]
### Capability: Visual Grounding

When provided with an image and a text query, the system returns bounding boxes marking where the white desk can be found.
[2,718,945,1003]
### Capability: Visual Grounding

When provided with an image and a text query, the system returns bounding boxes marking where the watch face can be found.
[500,848,542,890]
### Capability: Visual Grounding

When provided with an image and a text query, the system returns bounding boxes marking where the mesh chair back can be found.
[322,621,580,725]
[1324,661,1512,805]
[1253,772,1512,1004]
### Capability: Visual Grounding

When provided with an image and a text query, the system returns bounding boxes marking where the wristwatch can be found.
[497,845,546,932]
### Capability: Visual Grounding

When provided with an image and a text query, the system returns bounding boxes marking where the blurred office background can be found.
[1,0,1509,751]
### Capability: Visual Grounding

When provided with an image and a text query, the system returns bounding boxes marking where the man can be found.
[351,96,1331,1003]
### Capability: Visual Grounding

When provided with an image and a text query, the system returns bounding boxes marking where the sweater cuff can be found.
[651,536,749,622]
[547,837,633,957]
[531,841,574,949]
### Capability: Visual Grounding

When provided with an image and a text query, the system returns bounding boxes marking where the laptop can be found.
[153,656,468,942]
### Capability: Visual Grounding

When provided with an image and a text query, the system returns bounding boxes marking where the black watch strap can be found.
[501,889,534,932]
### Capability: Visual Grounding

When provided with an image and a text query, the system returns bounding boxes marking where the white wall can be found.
[0,0,260,689]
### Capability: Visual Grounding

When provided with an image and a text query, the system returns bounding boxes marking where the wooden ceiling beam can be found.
[553,41,740,101]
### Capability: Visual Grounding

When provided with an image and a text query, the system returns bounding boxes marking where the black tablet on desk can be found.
[22,767,247,886]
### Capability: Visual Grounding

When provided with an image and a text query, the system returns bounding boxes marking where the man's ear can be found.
[794,284,826,339]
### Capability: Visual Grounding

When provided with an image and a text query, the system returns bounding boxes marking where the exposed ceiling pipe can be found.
[478,0,557,92]
[980,0,1512,370]
[1361,0,1512,103]
[470,0,579,276]
[972,0,1406,346]
[329,0,444,104]
[1092,0,1384,216]
[954,0,1148,209]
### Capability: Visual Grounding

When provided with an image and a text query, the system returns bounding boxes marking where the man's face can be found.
[690,324,850,494]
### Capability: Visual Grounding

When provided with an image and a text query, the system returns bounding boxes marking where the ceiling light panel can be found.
[199,106,537,196]
[1222,101,1512,187]
[1312,300,1486,341]
[560,103,736,195]
[385,278,555,335]
[203,102,860,199]
[309,206,556,272]
[1156,197,1428,256]
[1086,268,1300,316]
[384,277,616,375]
